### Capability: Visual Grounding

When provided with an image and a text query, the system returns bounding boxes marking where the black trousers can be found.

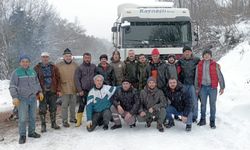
[39,91,57,115]
[87,109,112,132]
[77,90,89,113]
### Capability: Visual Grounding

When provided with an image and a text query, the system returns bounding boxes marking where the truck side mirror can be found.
[111,27,117,32]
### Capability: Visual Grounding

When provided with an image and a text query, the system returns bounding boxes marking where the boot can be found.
[103,125,109,130]
[197,118,206,126]
[70,119,77,123]
[63,121,70,128]
[145,117,153,128]
[157,123,164,132]
[40,115,47,133]
[19,136,26,144]
[28,132,41,138]
[164,119,175,128]
[185,124,192,132]
[130,123,136,128]
[50,112,60,130]
[210,121,216,129]
[111,124,122,130]
[75,113,83,127]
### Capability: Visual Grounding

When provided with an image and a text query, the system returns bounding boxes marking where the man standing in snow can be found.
[34,52,61,133]
[146,48,169,93]
[164,78,193,131]
[177,46,200,122]
[56,48,78,127]
[96,54,116,86]
[195,49,225,129]
[166,54,178,80]
[124,50,139,89]
[137,54,148,90]
[9,55,43,144]
[110,79,140,130]
[86,75,116,132]
[74,52,96,127]
[138,77,167,132]
[110,50,126,86]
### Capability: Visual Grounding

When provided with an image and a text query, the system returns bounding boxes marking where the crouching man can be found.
[9,55,43,144]
[164,78,193,131]
[137,77,167,132]
[110,79,140,130]
[86,75,116,132]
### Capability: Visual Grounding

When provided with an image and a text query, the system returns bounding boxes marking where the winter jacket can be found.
[137,61,148,90]
[86,85,116,121]
[95,63,116,86]
[165,83,192,117]
[166,62,178,80]
[146,60,169,92]
[75,62,96,92]
[111,87,140,115]
[56,61,78,95]
[195,59,225,90]
[177,56,200,85]
[9,67,42,99]
[34,62,61,93]
[139,86,167,113]
[110,60,125,86]
[124,58,138,86]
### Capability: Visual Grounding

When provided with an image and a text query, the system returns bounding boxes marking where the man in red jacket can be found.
[195,49,225,129]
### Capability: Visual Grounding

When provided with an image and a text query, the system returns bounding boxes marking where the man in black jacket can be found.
[74,52,96,127]
[124,50,139,88]
[96,54,116,86]
[110,79,140,130]
[164,78,193,131]
[177,46,200,122]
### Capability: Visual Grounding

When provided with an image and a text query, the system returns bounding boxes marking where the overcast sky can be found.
[48,0,156,41]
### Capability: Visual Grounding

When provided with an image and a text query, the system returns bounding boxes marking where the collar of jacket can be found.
[144,86,158,94]
[150,59,164,65]
[98,63,110,68]
[138,61,148,66]
[94,85,103,90]
[121,86,133,93]
[39,62,53,67]
[166,81,183,92]
[125,57,136,63]
[82,61,91,66]
[64,60,72,64]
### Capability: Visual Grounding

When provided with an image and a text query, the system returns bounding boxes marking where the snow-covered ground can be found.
[1,22,250,150]
[0,80,12,113]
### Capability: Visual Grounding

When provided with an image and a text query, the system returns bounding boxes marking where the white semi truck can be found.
[111,2,198,60]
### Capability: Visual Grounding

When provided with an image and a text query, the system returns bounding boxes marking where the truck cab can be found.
[111,2,198,60]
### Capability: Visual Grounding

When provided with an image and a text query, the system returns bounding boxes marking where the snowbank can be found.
[0,80,12,112]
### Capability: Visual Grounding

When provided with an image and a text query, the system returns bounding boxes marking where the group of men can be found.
[8,46,225,144]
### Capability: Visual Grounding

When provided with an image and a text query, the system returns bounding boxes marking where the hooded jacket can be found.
[139,86,167,113]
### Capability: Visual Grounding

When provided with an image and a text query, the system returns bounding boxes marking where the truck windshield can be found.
[122,21,192,48]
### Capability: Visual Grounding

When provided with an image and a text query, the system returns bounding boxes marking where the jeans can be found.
[199,85,217,121]
[166,105,193,125]
[18,96,37,136]
[183,84,198,120]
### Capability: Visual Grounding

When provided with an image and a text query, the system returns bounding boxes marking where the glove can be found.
[87,121,92,129]
[12,98,20,107]
[37,92,44,101]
